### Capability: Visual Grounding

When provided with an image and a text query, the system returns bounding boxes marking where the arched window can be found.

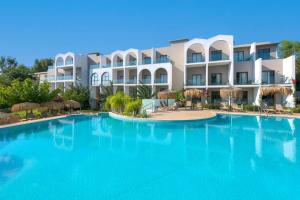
[56,57,64,66]
[91,73,99,86]
[65,56,74,65]
[101,72,110,85]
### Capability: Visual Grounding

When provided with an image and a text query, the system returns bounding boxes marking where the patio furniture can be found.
[275,104,292,114]
[185,101,192,110]
[196,102,203,110]
[231,103,243,112]
[220,102,229,111]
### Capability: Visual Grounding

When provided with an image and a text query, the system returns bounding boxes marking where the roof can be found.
[234,42,279,48]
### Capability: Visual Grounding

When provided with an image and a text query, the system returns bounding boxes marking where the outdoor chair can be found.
[231,103,243,112]
[220,102,229,111]
[275,104,292,114]
[185,101,192,110]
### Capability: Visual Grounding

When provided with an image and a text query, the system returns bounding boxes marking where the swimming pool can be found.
[0,114,299,200]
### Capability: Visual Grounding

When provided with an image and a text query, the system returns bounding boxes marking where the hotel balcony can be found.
[234,79,257,85]
[126,78,137,84]
[209,52,229,62]
[42,76,55,82]
[56,75,74,81]
[142,58,151,65]
[90,64,100,69]
[187,55,205,63]
[154,78,168,84]
[156,56,170,64]
[140,78,151,84]
[127,60,137,66]
[208,81,229,86]
[113,79,124,84]
[114,61,123,67]
[186,80,205,86]
[101,63,111,68]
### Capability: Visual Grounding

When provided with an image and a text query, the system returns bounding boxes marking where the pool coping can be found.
[108,112,218,122]
[214,110,300,119]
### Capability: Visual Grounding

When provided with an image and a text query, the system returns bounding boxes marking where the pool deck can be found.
[1,110,299,128]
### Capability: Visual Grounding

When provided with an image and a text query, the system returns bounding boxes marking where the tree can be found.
[63,85,90,108]
[0,65,34,86]
[109,91,131,113]
[137,82,155,99]
[0,78,60,107]
[31,58,53,73]
[279,40,300,90]
[0,56,18,72]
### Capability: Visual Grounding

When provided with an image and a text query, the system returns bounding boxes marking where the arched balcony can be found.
[186,43,205,63]
[125,52,137,66]
[101,72,110,86]
[91,73,99,86]
[209,40,230,61]
[112,54,124,67]
[139,69,151,84]
[56,57,64,67]
[154,68,168,84]
[65,56,74,66]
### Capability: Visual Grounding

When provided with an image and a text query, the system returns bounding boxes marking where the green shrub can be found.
[203,104,220,110]
[243,104,260,112]
[107,92,131,113]
[124,99,142,116]
[293,105,300,113]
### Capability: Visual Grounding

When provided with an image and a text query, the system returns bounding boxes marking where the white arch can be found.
[124,49,138,65]
[56,57,64,66]
[65,55,74,65]
[91,73,99,86]
[139,69,151,84]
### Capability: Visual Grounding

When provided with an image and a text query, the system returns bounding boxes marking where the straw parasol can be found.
[42,101,64,111]
[220,87,242,100]
[11,102,40,113]
[184,89,204,99]
[64,100,81,109]
[11,102,40,119]
[261,86,293,96]
[157,90,177,99]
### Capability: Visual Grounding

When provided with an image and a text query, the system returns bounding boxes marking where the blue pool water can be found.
[0,114,299,200]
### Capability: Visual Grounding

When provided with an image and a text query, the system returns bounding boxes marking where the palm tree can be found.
[137,82,155,99]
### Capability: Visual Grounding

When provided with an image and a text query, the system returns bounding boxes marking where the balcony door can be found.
[192,74,202,85]
[262,70,275,84]
[211,73,222,85]
[236,72,248,84]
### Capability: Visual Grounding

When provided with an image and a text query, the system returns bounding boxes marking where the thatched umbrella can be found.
[220,87,242,108]
[42,101,64,111]
[11,102,40,119]
[157,90,177,99]
[0,112,20,125]
[64,100,81,110]
[184,89,204,99]
[261,86,293,96]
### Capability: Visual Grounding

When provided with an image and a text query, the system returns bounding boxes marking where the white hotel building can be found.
[40,35,296,107]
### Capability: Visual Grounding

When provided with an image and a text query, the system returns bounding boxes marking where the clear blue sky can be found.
[1,0,299,66]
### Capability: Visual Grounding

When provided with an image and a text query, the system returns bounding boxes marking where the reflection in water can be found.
[0,154,24,184]
[0,114,298,199]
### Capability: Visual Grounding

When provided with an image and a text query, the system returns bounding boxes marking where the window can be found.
[191,53,202,63]
[157,55,168,63]
[211,73,222,85]
[143,75,151,83]
[56,57,64,66]
[210,50,222,61]
[160,74,167,83]
[236,91,248,104]
[258,48,271,60]
[143,57,151,64]
[234,51,244,62]
[192,74,202,85]
[101,72,110,85]
[211,91,221,103]
[262,70,275,84]
[236,72,248,84]
[91,73,99,86]
[262,94,274,106]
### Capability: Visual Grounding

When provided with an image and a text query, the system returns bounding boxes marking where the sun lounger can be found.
[231,103,243,112]
[185,101,192,110]
[196,102,203,110]
[275,104,292,114]
[220,102,229,111]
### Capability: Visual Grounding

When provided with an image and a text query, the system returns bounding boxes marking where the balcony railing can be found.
[186,80,205,86]
[101,80,111,86]
[209,81,229,85]
[126,79,137,84]
[154,78,168,84]
[114,62,123,67]
[210,53,229,61]
[113,79,124,84]
[90,64,99,69]
[48,66,54,70]
[156,57,170,64]
[42,76,55,81]
[127,61,137,66]
[187,56,205,63]
[140,79,151,84]
[56,62,64,67]
[102,63,111,68]
[56,75,74,81]
[142,59,152,65]
[234,80,256,85]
